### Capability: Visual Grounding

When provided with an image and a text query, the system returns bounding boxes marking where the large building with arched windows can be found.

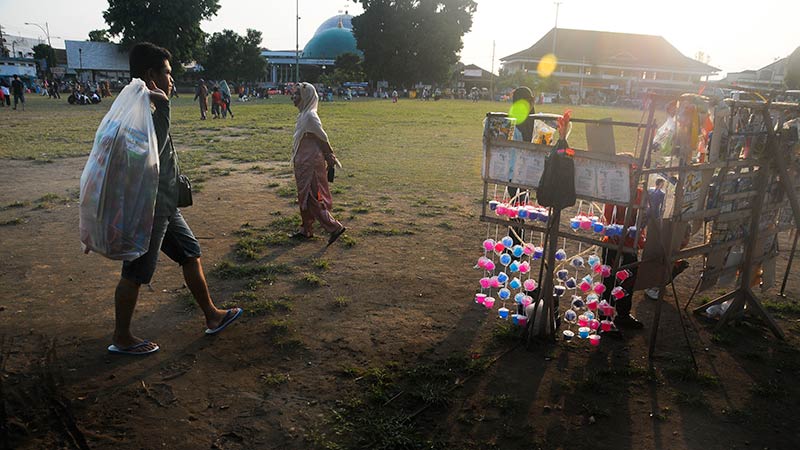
[261,13,362,84]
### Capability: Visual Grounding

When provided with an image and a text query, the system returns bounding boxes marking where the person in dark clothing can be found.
[11,75,25,111]
[108,42,241,356]
[506,86,537,245]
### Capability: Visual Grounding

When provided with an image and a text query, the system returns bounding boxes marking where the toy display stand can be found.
[480,103,657,344]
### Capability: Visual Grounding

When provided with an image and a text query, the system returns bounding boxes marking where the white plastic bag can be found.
[79,78,159,260]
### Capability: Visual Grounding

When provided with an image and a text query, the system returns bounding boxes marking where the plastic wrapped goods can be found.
[79,78,159,260]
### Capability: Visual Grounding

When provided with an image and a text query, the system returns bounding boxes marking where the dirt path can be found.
[1,158,799,450]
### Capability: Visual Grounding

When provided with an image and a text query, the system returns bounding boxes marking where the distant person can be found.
[289,82,346,246]
[645,178,666,226]
[11,75,25,111]
[392,89,398,103]
[220,80,234,119]
[106,42,241,355]
[194,79,208,120]
[2,81,11,106]
[211,85,222,119]
[0,84,5,107]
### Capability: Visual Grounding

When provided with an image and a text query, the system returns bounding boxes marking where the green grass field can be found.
[2,94,656,196]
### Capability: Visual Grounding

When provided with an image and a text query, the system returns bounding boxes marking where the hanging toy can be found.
[554,285,567,297]
[497,272,509,284]
[564,309,577,323]
[496,204,508,216]
[556,269,570,281]
[600,265,612,278]
[587,254,601,268]
[509,277,522,289]
[570,256,584,268]
[593,282,606,295]
[514,292,525,303]
[489,200,499,211]
[592,220,605,233]
[476,256,489,269]
[615,269,631,282]
[578,327,590,339]
[517,315,528,327]
[563,329,575,341]
[512,245,524,258]
[475,293,487,304]
[501,236,514,249]
[523,279,538,291]
[485,260,496,271]
[483,239,495,251]
[580,217,592,230]
[533,246,544,259]
[585,311,595,320]
[555,249,567,261]
[589,319,600,331]
[570,217,581,230]
[479,277,491,289]
[589,334,601,346]
[490,276,502,288]
[521,296,533,308]
[571,295,585,310]
[499,254,512,266]
[578,314,589,327]
[518,261,530,274]
[565,277,577,289]
[494,241,505,253]
[509,260,520,273]
[586,295,599,311]
[498,307,510,319]
[484,297,496,308]
[523,243,535,256]
[498,288,511,300]
[579,279,592,293]
[611,286,627,300]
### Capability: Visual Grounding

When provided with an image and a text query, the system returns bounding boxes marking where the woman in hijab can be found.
[290,83,346,245]
[220,80,234,119]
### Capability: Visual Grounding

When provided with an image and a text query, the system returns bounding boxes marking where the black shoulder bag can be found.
[171,134,193,207]
[537,138,576,209]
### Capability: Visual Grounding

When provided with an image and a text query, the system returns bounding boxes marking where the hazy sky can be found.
[1,0,797,76]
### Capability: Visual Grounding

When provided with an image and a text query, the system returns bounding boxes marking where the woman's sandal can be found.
[289,231,312,240]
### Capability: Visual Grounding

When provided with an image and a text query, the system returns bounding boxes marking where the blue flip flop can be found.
[107,341,160,355]
[205,308,243,335]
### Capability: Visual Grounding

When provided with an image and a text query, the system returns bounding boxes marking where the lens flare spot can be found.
[509,99,531,124]
[538,53,558,78]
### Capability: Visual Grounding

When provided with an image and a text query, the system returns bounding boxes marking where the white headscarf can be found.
[291,82,329,163]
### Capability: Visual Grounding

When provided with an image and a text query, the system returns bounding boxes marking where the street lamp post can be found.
[25,22,52,48]
[295,0,300,83]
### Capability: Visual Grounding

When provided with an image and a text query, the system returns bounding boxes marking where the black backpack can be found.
[537,138,576,209]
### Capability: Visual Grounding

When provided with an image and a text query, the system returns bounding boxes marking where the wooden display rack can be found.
[480,105,657,341]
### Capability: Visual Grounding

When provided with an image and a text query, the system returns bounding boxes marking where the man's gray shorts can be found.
[121,209,202,285]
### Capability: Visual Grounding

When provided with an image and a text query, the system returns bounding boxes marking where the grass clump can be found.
[2,200,28,210]
[276,184,296,198]
[299,272,326,287]
[311,258,330,270]
[211,260,293,280]
[0,217,24,226]
[261,373,291,386]
[333,296,350,308]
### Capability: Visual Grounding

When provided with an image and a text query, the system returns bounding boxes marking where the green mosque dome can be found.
[303,18,362,60]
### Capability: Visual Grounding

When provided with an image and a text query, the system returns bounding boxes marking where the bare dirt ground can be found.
[1,156,799,450]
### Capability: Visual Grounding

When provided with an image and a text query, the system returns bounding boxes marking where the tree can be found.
[786,46,800,90]
[32,44,56,74]
[103,0,220,64]
[88,29,111,42]
[201,29,266,81]
[351,0,477,87]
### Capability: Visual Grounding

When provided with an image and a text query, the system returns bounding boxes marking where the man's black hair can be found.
[129,42,172,79]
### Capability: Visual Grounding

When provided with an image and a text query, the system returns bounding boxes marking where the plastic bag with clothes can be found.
[652,116,675,154]
[79,78,159,260]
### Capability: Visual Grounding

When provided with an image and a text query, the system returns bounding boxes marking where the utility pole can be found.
[552,2,562,55]
[295,0,300,83]
[490,40,495,102]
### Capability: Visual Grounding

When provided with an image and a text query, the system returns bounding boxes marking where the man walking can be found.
[194,79,208,120]
[107,43,241,355]
[11,75,25,111]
